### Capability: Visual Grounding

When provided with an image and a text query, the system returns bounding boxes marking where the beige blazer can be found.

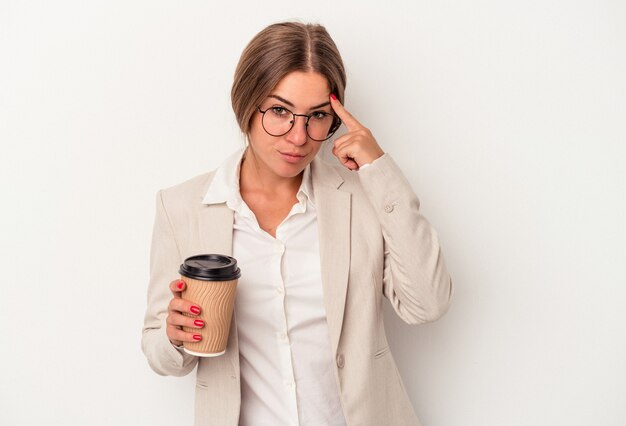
[142,153,453,426]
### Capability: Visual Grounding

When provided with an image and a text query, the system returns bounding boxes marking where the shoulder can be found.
[312,154,402,194]
[311,156,365,194]
[158,170,217,208]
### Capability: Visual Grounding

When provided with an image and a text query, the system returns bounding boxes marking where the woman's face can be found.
[246,71,332,179]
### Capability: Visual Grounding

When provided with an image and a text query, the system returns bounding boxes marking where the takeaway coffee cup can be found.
[179,254,241,357]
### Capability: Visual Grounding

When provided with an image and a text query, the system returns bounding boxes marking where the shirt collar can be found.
[202,148,244,206]
[298,162,315,207]
[202,148,315,208]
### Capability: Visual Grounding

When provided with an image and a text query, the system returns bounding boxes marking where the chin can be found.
[275,164,307,178]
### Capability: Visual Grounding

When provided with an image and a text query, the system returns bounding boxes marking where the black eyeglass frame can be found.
[256,106,342,142]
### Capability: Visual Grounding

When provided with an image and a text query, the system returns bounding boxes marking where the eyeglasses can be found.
[256,106,341,142]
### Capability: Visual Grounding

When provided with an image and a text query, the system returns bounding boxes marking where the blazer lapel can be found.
[197,202,234,255]
[311,158,351,354]
[196,199,240,375]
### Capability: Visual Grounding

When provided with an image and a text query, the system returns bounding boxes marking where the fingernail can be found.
[330,93,337,101]
[190,305,201,315]
[177,281,184,290]
[193,334,202,341]
[194,319,204,327]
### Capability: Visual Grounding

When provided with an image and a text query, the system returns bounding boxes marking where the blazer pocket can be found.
[375,346,390,359]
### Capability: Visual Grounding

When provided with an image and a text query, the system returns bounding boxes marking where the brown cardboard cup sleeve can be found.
[179,254,241,357]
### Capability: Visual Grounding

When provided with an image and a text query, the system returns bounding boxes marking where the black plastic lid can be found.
[179,254,241,281]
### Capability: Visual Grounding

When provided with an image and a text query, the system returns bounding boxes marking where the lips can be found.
[279,151,306,164]
[278,151,307,164]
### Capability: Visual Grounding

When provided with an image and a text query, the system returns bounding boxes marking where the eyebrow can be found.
[268,95,330,110]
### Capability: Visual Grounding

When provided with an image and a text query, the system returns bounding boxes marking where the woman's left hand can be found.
[330,94,384,171]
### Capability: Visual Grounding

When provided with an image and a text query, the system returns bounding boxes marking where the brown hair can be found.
[231,22,347,135]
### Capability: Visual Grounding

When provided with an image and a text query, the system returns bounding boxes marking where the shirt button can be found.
[279,332,288,341]
[384,204,394,213]
[276,286,284,294]
[336,353,345,369]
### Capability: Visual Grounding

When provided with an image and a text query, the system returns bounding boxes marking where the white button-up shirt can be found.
[202,149,346,426]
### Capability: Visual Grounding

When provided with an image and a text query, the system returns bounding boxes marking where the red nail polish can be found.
[330,93,337,101]
[193,334,202,341]
[190,306,201,315]
[177,281,184,290]
[194,319,204,327]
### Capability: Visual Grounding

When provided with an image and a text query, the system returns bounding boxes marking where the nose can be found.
[285,115,308,146]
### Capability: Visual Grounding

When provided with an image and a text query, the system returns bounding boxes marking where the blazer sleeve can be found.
[358,154,453,324]
[141,190,199,376]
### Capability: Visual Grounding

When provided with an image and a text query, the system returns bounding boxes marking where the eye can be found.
[311,111,329,121]
[270,106,289,116]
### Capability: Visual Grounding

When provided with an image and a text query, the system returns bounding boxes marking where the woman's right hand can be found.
[166,279,205,347]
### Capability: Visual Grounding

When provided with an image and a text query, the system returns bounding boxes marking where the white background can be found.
[1,1,625,425]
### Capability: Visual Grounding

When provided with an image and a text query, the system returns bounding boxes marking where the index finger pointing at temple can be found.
[330,94,362,131]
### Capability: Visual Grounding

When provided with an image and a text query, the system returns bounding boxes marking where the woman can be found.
[142,21,453,426]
